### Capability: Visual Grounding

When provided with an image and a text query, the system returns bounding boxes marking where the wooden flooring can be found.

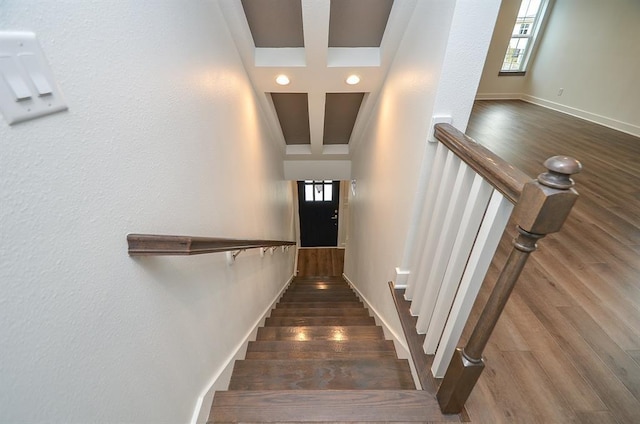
[297,247,345,277]
[210,276,461,422]
[462,100,640,423]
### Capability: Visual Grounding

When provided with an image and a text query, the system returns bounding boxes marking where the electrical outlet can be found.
[557,88,564,96]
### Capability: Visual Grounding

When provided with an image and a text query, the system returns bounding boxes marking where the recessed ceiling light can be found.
[275,74,290,85]
[346,75,360,85]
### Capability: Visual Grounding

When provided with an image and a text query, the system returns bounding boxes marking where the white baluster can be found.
[405,143,448,300]
[410,150,460,318]
[415,161,474,333]
[430,190,513,377]
[423,175,493,353]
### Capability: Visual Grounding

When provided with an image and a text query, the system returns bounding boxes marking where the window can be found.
[304,180,333,202]
[500,0,549,74]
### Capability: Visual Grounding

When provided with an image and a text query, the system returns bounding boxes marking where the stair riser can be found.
[228,359,415,390]
[274,301,363,308]
[257,326,384,341]
[270,308,370,317]
[211,390,454,423]
[246,340,397,354]
[265,316,376,326]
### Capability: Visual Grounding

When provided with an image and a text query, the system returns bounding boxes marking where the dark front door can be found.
[297,180,339,247]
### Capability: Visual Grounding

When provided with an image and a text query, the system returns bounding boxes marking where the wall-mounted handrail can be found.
[434,123,529,204]
[127,234,296,256]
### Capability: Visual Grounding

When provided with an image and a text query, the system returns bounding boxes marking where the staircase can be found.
[209,276,460,423]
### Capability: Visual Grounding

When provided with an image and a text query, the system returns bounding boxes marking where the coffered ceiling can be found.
[219,0,415,160]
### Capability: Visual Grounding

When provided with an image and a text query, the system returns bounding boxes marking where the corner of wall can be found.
[190,273,295,424]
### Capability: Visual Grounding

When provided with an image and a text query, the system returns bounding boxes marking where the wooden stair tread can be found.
[270,307,370,317]
[209,390,461,423]
[280,294,360,301]
[247,340,397,353]
[228,359,415,390]
[274,301,363,308]
[245,350,398,359]
[257,326,384,341]
[265,316,376,326]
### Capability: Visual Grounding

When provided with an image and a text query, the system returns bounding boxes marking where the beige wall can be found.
[344,0,501,344]
[0,2,294,423]
[477,0,640,137]
[476,0,526,97]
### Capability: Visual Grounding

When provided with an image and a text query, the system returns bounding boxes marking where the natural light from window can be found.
[304,180,333,202]
[501,0,549,73]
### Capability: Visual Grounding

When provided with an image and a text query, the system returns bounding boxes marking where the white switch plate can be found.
[427,115,453,143]
[0,31,67,125]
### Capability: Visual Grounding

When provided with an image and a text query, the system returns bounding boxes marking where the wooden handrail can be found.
[436,154,582,413]
[434,123,530,204]
[127,234,296,256]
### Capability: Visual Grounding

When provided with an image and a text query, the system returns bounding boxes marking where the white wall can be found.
[477,0,640,137]
[475,0,526,97]
[525,0,640,135]
[0,2,294,423]
[343,0,501,340]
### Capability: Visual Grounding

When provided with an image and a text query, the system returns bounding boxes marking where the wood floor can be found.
[210,276,460,422]
[462,100,640,423]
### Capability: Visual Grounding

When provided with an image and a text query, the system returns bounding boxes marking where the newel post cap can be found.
[538,156,582,189]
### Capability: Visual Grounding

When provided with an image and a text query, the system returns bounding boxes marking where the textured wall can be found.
[344,0,501,342]
[0,1,294,422]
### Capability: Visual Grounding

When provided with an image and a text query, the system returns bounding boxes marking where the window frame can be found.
[499,0,551,75]
[303,180,334,202]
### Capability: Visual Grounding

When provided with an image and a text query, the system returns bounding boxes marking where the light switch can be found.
[0,56,32,101]
[0,31,67,125]
[19,53,53,96]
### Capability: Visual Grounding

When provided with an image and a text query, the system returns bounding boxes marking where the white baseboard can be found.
[394,268,410,289]
[475,93,640,138]
[189,273,295,424]
[475,92,522,100]
[342,273,422,389]
[521,94,640,138]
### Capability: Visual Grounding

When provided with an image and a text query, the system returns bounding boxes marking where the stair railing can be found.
[127,234,296,264]
[399,123,581,413]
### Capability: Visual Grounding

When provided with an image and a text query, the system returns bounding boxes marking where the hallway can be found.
[461,100,640,423]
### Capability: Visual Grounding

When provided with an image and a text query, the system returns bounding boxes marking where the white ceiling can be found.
[219,0,416,161]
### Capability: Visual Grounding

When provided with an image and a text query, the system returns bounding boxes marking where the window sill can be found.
[499,71,526,77]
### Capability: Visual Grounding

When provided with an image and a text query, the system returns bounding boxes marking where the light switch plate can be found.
[0,31,67,125]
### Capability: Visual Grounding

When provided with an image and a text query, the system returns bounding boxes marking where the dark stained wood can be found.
[460,100,640,423]
[297,247,345,276]
[265,315,376,326]
[126,234,295,256]
[434,123,530,204]
[211,276,466,422]
[210,390,461,423]
[246,339,397,355]
[228,359,415,390]
[274,301,363,308]
[269,307,370,317]
[257,325,384,341]
[389,282,439,395]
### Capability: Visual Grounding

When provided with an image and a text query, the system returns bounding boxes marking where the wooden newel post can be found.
[436,156,582,414]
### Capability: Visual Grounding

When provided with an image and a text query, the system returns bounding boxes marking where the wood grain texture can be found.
[228,359,415,390]
[210,390,460,423]
[297,247,345,276]
[265,315,376,326]
[434,123,530,203]
[462,100,640,424]
[389,283,439,395]
[127,234,295,256]
[211,276,463,422]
